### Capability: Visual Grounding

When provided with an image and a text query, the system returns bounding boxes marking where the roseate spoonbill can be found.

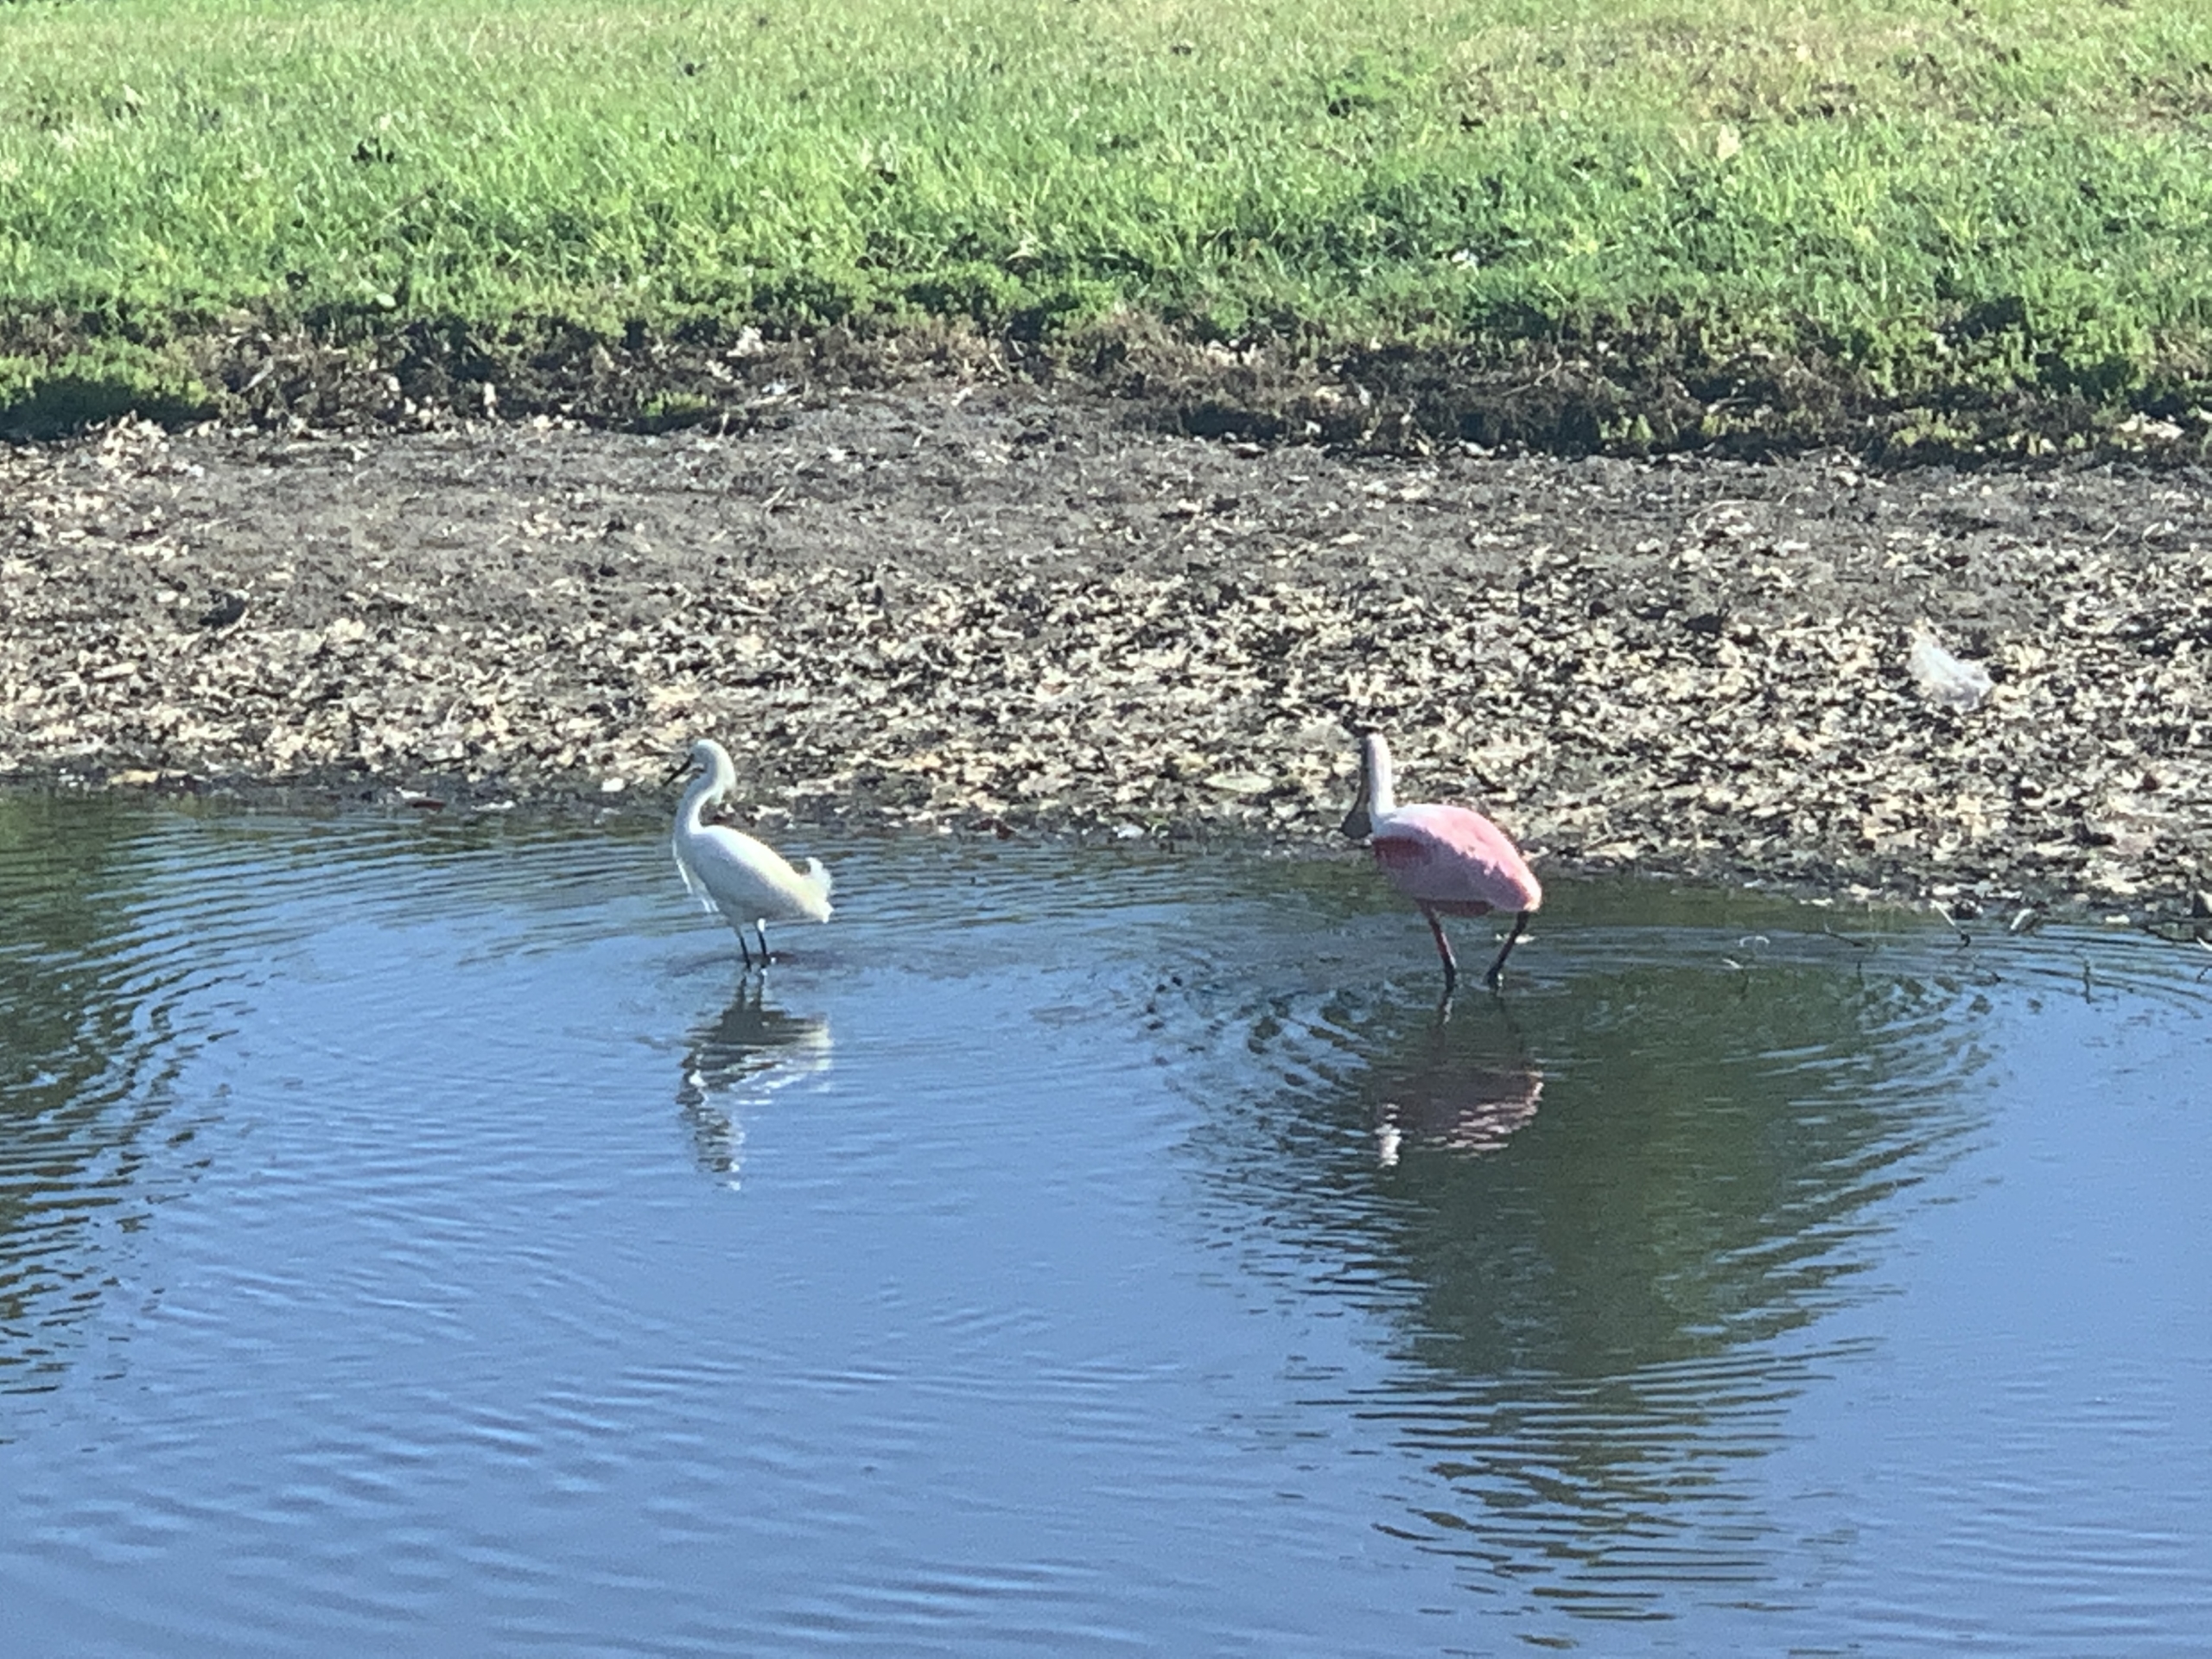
[669,738,833,966]
[1340,731,1541,994]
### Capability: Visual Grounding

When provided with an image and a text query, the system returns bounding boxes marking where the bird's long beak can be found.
[1341,756,1372,841]
[1340,784,1371,842]
[663,753,696,785]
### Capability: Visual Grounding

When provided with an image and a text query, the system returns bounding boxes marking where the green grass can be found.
[5,0,2212,446]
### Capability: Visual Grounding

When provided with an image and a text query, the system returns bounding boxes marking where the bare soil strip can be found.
[5,384,2209,923]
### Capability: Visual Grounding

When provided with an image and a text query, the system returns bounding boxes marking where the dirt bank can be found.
[4,384,2210,923]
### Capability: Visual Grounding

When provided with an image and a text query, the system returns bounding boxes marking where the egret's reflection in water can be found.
[676,976,832,1186]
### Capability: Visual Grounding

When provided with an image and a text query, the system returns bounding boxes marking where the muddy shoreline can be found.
[4,383,2210,924]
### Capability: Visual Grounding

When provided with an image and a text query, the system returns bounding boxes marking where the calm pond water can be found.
[1,793,2207,1655]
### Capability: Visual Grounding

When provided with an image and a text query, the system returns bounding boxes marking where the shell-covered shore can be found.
[4,390,2210,922]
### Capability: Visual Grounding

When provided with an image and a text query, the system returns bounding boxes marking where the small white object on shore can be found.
[1907,626,1993,711]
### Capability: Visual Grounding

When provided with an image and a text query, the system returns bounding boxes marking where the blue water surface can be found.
[0,795,2205,1654]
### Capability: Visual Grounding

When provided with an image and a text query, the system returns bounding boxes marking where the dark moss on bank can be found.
[6,311,2212,466]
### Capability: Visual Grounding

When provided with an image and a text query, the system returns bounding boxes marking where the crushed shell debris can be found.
[3,406,2209,924]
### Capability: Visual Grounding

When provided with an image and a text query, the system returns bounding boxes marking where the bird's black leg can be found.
[1482,912,1530,991]
[1421,906,1459,997]
[735,925,755,969]
[753,922,772,964]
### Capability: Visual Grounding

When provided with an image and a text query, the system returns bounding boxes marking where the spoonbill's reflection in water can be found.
[677,977,833,1188]
[1373,1062,1543,1166]
[1369,1007,1544,1166]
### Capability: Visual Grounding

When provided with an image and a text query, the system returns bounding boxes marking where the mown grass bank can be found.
[5,0,2212,452]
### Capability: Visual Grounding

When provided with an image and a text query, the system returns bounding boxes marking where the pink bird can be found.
[1341,730,1542,995]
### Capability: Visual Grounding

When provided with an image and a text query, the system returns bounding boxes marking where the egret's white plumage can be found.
[670,738,832,966]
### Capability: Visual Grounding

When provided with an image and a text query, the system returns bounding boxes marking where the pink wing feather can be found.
[1370,804,1542,918]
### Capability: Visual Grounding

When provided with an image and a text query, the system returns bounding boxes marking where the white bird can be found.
[668,738,833,967]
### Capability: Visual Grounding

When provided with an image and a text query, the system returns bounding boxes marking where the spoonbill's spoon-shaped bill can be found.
[668,738,833,967]
[1341,730,1541,995]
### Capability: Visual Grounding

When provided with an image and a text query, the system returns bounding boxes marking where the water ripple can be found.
[3,809,2206,1654]
[1130,863,2040,1619]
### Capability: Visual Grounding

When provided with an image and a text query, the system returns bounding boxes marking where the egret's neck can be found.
[677,773,715,833]
[677,749,734,832]
[1361,734,1397,817]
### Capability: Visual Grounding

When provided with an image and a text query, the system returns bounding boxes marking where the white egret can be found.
[668,738,833,967]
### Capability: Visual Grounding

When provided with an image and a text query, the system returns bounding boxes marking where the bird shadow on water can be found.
[675,974,832,1189]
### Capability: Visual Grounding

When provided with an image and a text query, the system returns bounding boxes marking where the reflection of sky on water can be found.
[0,795,233,1401]
[0,800,683,1402]
[676,976,832,1188]
[2,808,2204,1654]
